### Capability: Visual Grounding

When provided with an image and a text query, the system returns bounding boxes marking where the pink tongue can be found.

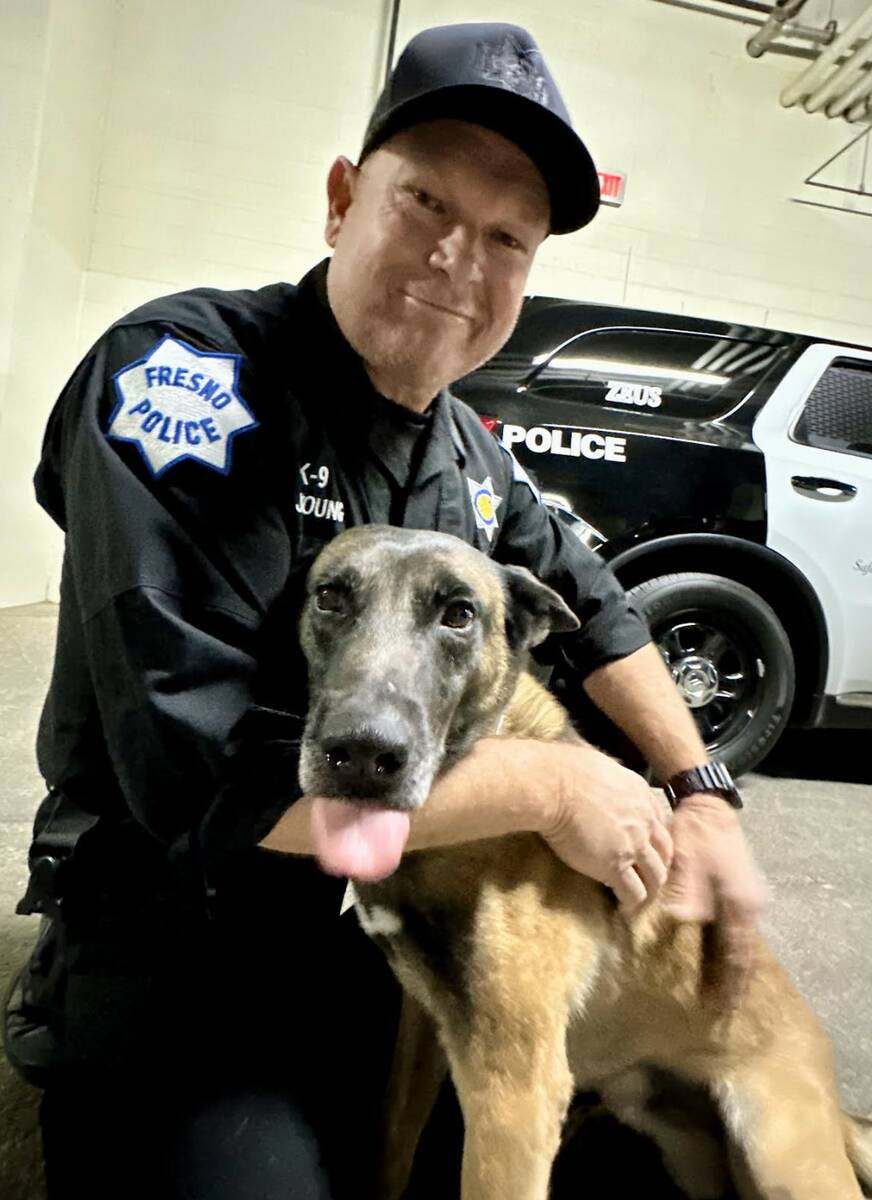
[310,797,410,882]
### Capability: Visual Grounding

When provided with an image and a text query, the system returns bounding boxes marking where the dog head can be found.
[297,525,578,815]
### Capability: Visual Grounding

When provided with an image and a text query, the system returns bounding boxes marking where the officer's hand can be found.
[662,793,767,1006]
[541,745,673,911]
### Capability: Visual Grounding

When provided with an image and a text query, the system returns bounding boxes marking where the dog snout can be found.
[318,710,412,798]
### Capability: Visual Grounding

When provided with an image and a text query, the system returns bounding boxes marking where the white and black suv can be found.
[453,297,872,776]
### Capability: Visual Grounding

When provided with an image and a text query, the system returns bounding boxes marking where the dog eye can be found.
[315,586,345,614]
[441,600,475,629]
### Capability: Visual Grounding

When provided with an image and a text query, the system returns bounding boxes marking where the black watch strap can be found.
[663,762,743,810]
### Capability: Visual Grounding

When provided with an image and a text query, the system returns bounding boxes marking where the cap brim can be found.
[361,84,600,235]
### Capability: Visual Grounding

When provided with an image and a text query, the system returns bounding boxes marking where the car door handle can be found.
[790,476,857,502]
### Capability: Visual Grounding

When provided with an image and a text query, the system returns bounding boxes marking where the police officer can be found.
[9,22,765,1200]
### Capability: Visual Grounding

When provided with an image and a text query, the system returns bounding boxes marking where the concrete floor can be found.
[0,602,870,1192]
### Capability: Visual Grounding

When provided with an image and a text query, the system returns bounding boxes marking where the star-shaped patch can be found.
[107,335,257,477]
[466,475,503,543]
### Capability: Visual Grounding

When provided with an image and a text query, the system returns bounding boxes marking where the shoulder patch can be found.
[107,335,258,477]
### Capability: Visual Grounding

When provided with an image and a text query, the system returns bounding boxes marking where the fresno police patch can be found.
[107,335,258,476]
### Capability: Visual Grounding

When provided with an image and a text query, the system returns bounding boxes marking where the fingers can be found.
[662,843,717,923]
[612,862,649,911]
[608,794,674,912]
[613,823,674,912]
[706,867,768,999]
[701,893,761,1008]
[633,840,671,902]
[650,820,674,873]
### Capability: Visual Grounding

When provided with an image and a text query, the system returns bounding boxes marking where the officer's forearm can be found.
[258,738,558,858]
[583,642,709,781]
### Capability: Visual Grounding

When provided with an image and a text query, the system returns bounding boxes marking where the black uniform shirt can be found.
[31,259,650,912]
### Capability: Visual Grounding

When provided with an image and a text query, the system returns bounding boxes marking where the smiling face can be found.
[324,119,551,409]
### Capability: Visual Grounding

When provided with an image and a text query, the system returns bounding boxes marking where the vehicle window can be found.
[793,358,872,460]
[528,328,780,419]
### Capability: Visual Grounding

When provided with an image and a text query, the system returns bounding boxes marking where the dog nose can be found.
[320,730,409,795]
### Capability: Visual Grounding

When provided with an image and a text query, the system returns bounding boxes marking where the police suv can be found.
[453,297,872,776]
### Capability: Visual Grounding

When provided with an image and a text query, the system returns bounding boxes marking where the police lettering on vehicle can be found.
[108,335,258,476]
[500,423,627,463]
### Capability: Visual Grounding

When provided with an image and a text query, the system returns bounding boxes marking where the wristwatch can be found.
[663,762,743,810]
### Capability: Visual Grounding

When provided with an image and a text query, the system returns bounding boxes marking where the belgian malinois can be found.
[297,525,872,1200]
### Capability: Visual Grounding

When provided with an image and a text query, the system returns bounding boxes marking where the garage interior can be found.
[1,3,870,1198]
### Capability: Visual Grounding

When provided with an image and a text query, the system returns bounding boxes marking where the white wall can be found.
[0,0,51,607]
[0,0,118,607]
[3,0,872,605]
[78,0,389,351]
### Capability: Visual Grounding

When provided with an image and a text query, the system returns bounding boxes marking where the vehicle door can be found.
[752,345,872,703]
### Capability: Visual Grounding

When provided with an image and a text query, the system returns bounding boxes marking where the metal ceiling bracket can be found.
[651,0,835,57]
[747,0,813,58]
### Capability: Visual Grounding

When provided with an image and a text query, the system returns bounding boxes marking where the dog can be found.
[297,524,872,1200]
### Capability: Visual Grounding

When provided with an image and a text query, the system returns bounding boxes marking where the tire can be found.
[627,572,795,778]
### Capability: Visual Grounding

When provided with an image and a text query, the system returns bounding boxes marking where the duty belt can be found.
[16,787,100,918]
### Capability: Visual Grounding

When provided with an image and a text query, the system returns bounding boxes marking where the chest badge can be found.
[108,335,257,477]
[466,475,502,543]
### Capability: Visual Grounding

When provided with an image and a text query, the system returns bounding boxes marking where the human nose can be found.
[428,224,483,286]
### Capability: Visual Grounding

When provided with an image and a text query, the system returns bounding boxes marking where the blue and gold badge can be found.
[466,475,502,543]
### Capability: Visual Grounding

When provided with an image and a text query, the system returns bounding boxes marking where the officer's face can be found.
[324,120,550,408]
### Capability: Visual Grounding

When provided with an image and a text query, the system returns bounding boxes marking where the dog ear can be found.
[500,564,580,651]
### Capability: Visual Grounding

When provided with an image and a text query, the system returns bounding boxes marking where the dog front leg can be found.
[380,990,448,1200]
[443,1007,574,1200]
[713,1060,864,1200]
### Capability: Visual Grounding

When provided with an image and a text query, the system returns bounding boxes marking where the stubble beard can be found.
[356,314,473,399]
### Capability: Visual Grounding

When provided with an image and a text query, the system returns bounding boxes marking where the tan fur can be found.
[361,670,871,1200]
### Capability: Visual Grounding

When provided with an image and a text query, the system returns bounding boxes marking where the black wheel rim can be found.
[654,612,764,751]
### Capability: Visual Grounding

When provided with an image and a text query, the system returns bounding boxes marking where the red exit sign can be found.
[597,170,626,207]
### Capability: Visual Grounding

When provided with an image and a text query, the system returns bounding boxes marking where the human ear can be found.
[324,156,359,248]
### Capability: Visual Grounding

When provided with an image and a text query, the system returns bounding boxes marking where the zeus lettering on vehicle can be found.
[500,424,627,463]
[605,381,662,409]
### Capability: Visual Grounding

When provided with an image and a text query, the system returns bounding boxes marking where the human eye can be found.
[491,228,527,253]
[407,186,446,216]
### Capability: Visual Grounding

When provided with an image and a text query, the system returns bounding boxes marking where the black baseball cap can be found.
[360,23,600,235]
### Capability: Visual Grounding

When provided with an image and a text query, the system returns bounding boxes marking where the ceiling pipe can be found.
[383,0,402,86]
[782,3,872,107]
[715,0,770,11]
[847,93,872,120]
[803,33,872,111]
[747,0,812,58]
[653,0,834,52]
[825,62,872,117]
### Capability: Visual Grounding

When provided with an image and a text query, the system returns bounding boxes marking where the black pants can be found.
[38,859,466,1200]
[41,1064,465,1200]
[42,1076,336,1200]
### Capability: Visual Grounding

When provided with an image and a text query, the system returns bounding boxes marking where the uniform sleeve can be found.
[494,445,652,679]
[37,320,305,880]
